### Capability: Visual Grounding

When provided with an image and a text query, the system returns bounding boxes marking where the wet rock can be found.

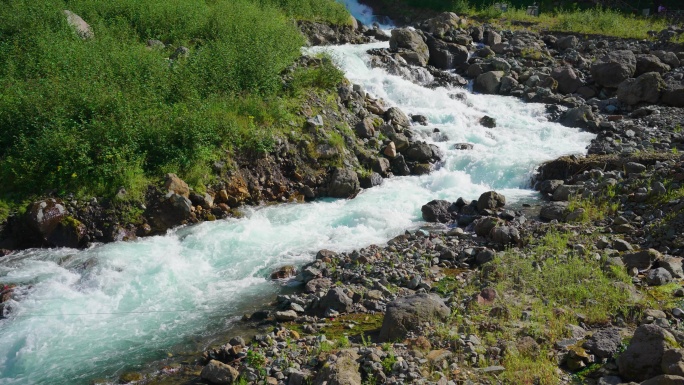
[426,38,469,70]
[477,191,506,211]
[421,200,454,223]
[618,324,676,381]
[560,105,597,129]
[480,116,496,128]
[201,360,239,385]
[390,29,429,67]
[328,168,360,199]
[380,293,450,341]
[271,266,297,280]
[385,107,411,128]
[591,50,637,88]
[617,72,665,106]
[405,142,433,162]
[147,193,193,233]
[360,172,383,189]
[474,71,505,94]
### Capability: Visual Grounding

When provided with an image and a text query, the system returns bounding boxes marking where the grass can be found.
[0,0,349,208]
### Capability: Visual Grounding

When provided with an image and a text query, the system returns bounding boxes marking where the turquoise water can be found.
[0,13,594,385]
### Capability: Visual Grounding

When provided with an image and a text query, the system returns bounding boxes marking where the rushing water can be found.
[0,5,595,385]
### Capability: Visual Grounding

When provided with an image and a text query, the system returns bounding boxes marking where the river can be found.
[0,2,594,384]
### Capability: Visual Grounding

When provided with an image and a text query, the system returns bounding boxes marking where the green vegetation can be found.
[0,0,348,206]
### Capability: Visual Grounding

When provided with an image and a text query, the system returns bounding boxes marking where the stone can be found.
[313,349,361,385]
[383,142,397,158]
[319,287,353,314]
[170,46,190,60]
[426,12,461,37]
[583,327,622,359]
[379,294,450,341]
[328,168,360,198]
[164,173,190,198]
[551,67,584,94]
[641,375,684,385]
[636,54,671,76]
[384,107,411,128]
[652,50,681,68]
[663,349,684,376]
[355,117,376,139]
[427,38,469,70]
[63,10,94,40]
[617,72,665,105]
[552,185,582,201]
[485,30,501,46]
[474,71,505,94]
[647,268,673,286]
[480,116,496,128]
[477,191,506,211]
[560,105,596,129]
[623,249,662,271]
[147,193,193,233]
[305,278,332,293]
[662,84,684,108]
[201,360,240,385]
[556,35,578,50]
[618,324,676,381]
[275,310,298,322]
[489,226,520,246]
[405,142,433,162]
[474,217,500,237]
[661,258,684,278]
[540,202,568,221]
[591,50,637,88]
[539,179,564,195]
[421,200,454,223]
[271,265,297,280]
[390,29,429,67]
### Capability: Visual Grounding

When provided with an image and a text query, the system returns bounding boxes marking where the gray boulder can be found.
[662,83,684,108]
[328,168,360,198]
[617,72,665,105]
[405,142,433,162]
[660,257,684,279]
[662,349,684,377]
[647,268,673,286]
[427,38,469,70]
[623,249,662,271]
[421,200,454,223]
[474,71,505,94]
[355,117,376,139]
[556,35,578,50]
[490,226,520,246]
[540,202,568,221]
[148,193,193,233]
[652,50,681,68]
[201,360,239,385]
[583,327,622,359]
[319,287,353,314]
[313,349,361,385]
[591,50,637,88]
[389,29,429,67]
[485,30,501,46]
[426,12,461,37]
[636,54,671,76]
[618,324,676,381]
[477,191,506,211]
[379,294,450,341]
[551,67,584,94]
[640,375,684,385]
[385,107,411,128]
[560,105,597,129]
[63,10,94,40]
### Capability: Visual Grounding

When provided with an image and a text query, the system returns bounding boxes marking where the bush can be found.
[0,0,335,200]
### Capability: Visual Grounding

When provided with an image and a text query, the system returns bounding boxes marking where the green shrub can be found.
[0,0,328,200]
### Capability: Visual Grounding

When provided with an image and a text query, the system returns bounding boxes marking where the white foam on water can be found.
[0,16,595,385]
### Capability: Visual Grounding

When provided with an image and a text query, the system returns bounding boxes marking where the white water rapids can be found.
[0,5,594,384]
